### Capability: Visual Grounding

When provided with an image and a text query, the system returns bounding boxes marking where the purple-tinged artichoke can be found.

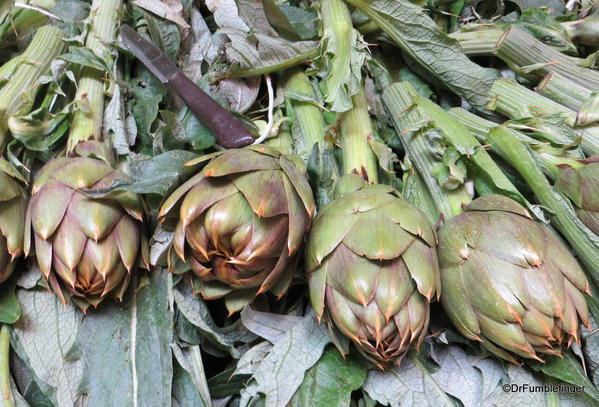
[159,146,315,314]
[439,194,590,363]
[25,147,149,309]
[306,175,440,369]
[556,160,599,235]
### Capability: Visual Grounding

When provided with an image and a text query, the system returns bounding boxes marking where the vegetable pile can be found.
[0,0,599,406]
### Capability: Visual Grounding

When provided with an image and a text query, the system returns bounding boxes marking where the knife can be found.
[120,24,254,149]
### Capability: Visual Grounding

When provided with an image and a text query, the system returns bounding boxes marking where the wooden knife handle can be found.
[168,71,254,149]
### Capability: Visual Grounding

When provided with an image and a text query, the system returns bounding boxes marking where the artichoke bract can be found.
[159,146,315,314]
[25,146,149,309]
[556,160,599,235]
[0,171,26,283]
[439,194,590,363]
[306,175,440,369]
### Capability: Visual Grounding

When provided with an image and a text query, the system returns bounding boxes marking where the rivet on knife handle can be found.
[120,24,254,149]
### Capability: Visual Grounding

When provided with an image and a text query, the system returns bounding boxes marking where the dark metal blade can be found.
[120,24,177,83]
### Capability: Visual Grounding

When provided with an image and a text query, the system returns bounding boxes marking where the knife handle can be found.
[168,71,254,149]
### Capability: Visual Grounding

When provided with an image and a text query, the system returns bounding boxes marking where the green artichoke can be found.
[306,175,440,369]
[555,160,599,235]
[25,147,149,309]
[0,170,26,283]
[439,194,590,363]
[159,146,315,314]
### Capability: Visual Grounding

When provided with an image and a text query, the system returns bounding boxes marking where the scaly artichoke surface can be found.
[25,145,149,309]
[556,160,599,235]
[0,170,26,283]
[159,146,315,314]
[439,194,590,363]
[305,175,440,369]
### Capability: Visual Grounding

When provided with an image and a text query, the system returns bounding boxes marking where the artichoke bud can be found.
[159,146,315,314]
[439,194,591,363]
[0,169,27,283]
[25,142,149,310]
[306,180,440,369]
[555,160,599,235]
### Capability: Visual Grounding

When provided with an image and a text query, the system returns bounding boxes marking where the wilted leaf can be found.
[132,0,190,36]
[171,344,211,406]
[217,29,319,78]
[238,307,331,407]
[205,0,249,32]
[12,289,84,407]
[174,284,251,358]
[363,345,507,407]
[214,77,261,114]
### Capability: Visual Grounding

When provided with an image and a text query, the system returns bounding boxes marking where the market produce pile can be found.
[1,0,599,406]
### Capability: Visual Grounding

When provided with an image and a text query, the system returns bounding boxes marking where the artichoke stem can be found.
[0,25,65,144]
[448,25,503,56]
[321,0,353,108]
[535,73,591,111]
[0,325,14,407]
[489,79,599,156]
[340,90,378,183]
[68,0,122,152]
[495,25,599,89]
[281,67,326,157]
[449,107,585,181]
[384,83,526,218]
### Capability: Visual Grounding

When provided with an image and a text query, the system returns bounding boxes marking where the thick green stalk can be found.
[383,84,469,218]
[401,170,441,225]
[489,79,599,155]
[384,82,531,216]
[340,90,378,183]
[68,0,121,152]
[0,0,57,45]
[484,124,599,274]
[321,0,353,109]
[282,68,325,157]
[449,25,503,56]
[535,73,591,111]
[0,326,13,407]
[449,107,584,180]
[265,129,293,153]
[495,26,599,90]
[0,24,64,145]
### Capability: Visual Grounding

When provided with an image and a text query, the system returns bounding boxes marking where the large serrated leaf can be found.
[12,289,84,407]
[346,0,499,111]
[238,307,331,407]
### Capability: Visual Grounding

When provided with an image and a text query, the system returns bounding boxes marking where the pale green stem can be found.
[340,89,378,183]
[0,326,14,407]
[68,0,121,152]
[282,67,326,157]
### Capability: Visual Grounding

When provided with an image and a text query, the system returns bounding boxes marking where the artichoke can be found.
[439,194,590,363]
[25,146,149,309]
[159,146,315,314]
[0,170,26,283]
[555,160,599,235]
[306,175,440,369]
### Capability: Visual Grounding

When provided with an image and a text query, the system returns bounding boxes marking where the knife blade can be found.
[120,24,254,149]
